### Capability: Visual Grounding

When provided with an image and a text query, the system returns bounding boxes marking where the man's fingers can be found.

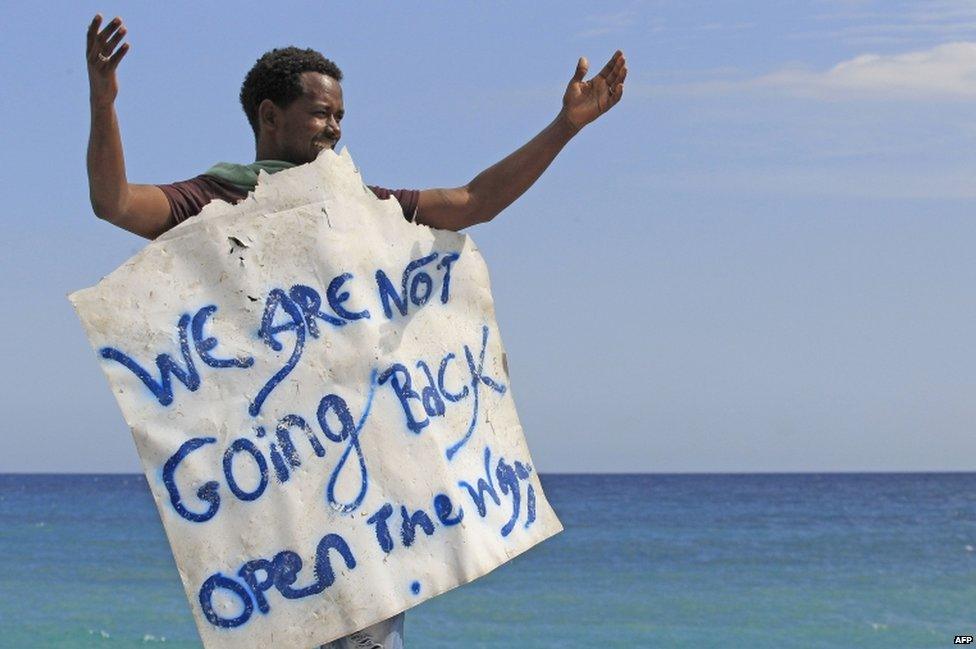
[610,63,628,88]
[597,50,622,80]
[108,42,129,69]
[604,52,627,85]
[104,26,127,56]
[87,14,101,49]
[88,16,125,65]
[572,57,588,83]
[97,16,122,49]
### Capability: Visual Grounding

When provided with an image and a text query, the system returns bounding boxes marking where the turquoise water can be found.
[1,473,974,648]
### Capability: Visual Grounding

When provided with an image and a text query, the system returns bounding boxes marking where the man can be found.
[86,15,626,237]
[85,12,626,649]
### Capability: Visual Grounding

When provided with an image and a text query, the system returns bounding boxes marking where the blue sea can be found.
[1,473,974,648]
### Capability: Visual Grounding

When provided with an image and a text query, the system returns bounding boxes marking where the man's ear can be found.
[258,99,278,132]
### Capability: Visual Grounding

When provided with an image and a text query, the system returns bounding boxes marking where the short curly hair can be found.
[240,47,343,137]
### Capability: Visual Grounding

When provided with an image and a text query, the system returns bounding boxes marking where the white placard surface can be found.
[70,150,562,649]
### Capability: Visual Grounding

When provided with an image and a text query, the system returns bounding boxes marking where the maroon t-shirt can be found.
[157,174,420,226]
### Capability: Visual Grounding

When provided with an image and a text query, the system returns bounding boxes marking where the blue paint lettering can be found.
[399,506,435,547]
[191,305,254,369]
[378,363,429,434]
[100,313,199,406]
[374,250,460,320]
[416,361,446,417]
[327,273,370,321]
[162,437,220,523]
[222,438,268,502]
[289,284,344,337]
[446,325,507,460]
[515,460,537,528]
[366,503,395,554]
[369,493,464,553]
[378,326,506,460]
[317,374,376,514]
[237,559,275,614]
[273,414,326,484]
[433,493,463,526]
[375,252,438,319]
[198,532,356,629]
[526,484,537,529]
[437,252,460,304]
[458,446,537,536]
[268,440,290,484]
[495,457,521,537]
[251,288,306,416]
[458,446,501,517]
[409,270,433,307]
[437,352,469,402]
[164,376,378,525]
[272,550,323,599]
[199,573,253,629]
[378,325,506,460]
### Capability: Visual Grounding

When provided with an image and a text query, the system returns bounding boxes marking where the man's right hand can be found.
[86,14,129,107]
[86,14,172,240]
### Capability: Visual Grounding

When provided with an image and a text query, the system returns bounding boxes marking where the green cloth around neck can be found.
[203,160,297,191]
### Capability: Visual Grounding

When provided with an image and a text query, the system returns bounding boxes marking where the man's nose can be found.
[325,116,341,138]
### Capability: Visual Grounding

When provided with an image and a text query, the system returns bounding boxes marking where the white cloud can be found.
[636,42,976,102]
[798,21,976,46]
[641,166,976,200]
[805,1,976,46]
[758,42,976,99]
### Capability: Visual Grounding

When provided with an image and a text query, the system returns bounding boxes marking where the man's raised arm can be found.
[415,51,627,232]
[86,15,172,240]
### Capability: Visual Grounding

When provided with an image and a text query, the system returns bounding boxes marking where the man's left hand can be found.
[561,50,627,131]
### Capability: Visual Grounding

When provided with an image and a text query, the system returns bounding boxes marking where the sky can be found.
[4,0,976,473]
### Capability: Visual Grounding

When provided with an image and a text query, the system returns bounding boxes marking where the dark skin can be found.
[86,14,628,238]
[255,72,345,164]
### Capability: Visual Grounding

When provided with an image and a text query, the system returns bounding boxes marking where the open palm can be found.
[86,14,129,106]
[562,50,627,130]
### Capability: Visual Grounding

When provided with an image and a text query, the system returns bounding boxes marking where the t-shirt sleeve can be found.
[157,175,247,225]
[368,186,420,222]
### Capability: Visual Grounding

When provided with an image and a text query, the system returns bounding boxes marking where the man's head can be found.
[240,47,345,164]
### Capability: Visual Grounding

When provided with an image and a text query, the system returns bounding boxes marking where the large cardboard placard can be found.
[70,151,562,648]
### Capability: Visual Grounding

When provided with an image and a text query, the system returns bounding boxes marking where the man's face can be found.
[271,71,344,165]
